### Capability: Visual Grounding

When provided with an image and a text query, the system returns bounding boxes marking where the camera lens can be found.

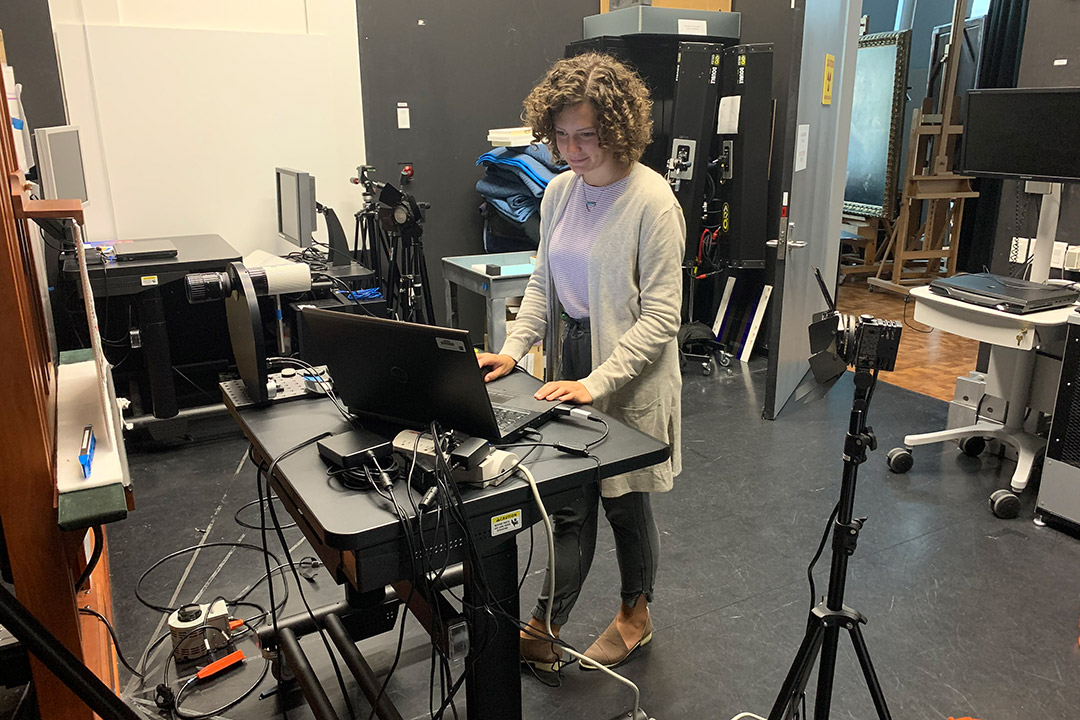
[185,271,231,304]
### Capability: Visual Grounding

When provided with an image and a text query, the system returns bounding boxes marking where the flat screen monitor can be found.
[960,88,1080,183]
[34,125,89,204]
[275,167,317,247]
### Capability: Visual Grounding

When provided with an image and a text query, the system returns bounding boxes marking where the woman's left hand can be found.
[534,380,592,404]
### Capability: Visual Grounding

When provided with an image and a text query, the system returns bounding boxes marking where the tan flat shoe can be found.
[581,611,653,670]
[520,632,563,673]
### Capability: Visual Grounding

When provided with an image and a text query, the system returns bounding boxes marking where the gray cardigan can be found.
[500,162,684,497]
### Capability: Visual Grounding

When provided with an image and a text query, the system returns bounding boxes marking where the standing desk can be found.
[222,369,668,719]
[902,286,1072,495]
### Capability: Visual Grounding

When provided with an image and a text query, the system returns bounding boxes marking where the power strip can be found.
[392,430,519,487]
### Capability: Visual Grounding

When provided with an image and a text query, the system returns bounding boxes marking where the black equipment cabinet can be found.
[714,43,773,270]
[669,42,727,264]
[1040,314,1080,529]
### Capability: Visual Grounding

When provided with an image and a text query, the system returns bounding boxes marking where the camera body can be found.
[842,314,901,371]
[809,310,901,383]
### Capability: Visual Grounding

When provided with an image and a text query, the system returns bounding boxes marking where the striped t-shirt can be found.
[548,174,630,320]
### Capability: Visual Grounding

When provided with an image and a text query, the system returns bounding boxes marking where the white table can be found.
[901,286,1073,497]
[442,252,535,352]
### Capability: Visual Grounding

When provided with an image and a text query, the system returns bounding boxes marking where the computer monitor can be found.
[276,167,317,247]
[34,125,89,204]
[960,88,1080,183]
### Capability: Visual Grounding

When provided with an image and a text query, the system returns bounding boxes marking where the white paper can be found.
[396,102,411,129]
[678,19,708,36]
[717,95,741,135]
[1053,58,1068,66]
[795,124,810,172]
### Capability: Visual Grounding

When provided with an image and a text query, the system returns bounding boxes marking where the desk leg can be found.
[445,280,458,329]
[464,537,520,720]
[489,298,507,354]
[135,287,179,419]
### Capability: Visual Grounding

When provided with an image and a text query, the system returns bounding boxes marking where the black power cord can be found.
[78,607,144,679]
[256,433,358,719]
[75,525,104,593]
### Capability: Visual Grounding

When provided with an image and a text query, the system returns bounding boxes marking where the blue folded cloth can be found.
[476,169,531,200]
[476,145,566,193]
[517,142,565,173]
[486,194,539,224]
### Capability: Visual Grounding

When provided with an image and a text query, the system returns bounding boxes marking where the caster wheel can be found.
[989,489,1021,519]
[717,353,731,368]
[959,435,985,457]
[887,447,913,473]
[701,362,713,376]
[867,285,876,293]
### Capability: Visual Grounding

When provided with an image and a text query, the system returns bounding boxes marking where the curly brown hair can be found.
[522,53,653,167]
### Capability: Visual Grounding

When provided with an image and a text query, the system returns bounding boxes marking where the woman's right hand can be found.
[477,353,517,383]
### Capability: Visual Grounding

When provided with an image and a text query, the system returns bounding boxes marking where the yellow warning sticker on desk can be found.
[491,509,522,537]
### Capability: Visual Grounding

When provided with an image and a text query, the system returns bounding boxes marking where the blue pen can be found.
[79,425,96,478]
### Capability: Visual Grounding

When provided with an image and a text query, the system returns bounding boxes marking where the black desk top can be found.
[225,370,669,554]
[63,234,242,295]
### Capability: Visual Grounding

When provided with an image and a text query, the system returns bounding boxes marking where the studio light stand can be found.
[767,368,891,720]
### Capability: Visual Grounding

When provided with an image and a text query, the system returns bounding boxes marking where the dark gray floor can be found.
[26,359,1080,720]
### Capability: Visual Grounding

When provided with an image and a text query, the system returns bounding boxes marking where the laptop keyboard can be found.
[493,406,530,433]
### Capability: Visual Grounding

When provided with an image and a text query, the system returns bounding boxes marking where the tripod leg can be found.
[768,622,824,720]
[416,242,435,325]
[849,624,892,720]
[812,624,841,720]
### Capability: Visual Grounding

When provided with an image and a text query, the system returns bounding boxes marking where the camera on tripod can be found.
[808,268,901,384]
[350,165,435,324]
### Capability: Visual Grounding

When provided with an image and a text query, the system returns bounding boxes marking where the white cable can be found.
[728,714,767,720]
[517,465,643,720]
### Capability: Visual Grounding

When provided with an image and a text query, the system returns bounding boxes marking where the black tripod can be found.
[353,190,385,283]
[768,368,891,720]
[384,222,435,324]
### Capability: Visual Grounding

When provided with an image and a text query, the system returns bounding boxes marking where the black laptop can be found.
[112,238,178,262]
[300,308,556,441]
[928,273,1078,314]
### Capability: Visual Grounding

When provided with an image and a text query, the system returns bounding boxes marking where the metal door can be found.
[763,0,861,419]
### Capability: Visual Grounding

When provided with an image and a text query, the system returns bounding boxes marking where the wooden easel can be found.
[0,70,121,718]
[868,0,978,296]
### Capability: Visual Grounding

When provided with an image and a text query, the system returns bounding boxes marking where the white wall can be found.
[48,0,366,257]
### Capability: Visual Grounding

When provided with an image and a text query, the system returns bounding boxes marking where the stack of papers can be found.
[487,126,535,147]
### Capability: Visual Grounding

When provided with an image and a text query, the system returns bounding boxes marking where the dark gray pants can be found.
[532,315,661,626]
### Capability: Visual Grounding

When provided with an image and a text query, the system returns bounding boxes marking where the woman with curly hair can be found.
[477,52,684,672]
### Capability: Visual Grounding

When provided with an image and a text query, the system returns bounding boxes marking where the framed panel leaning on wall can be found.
[843,30,911,218]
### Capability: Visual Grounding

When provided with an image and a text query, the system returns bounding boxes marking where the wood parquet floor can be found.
[835,278,980,402]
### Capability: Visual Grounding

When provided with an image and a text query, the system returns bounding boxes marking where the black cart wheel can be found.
[887,447,913,473]
[702,362,713,377]
[989,489,1021,519]
[959,435,986,457]
[717,352,731,368]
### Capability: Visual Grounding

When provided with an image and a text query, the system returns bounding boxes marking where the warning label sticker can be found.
[491,509,522,537]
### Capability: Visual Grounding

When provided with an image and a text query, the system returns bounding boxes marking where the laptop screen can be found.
[300,308,500,437]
